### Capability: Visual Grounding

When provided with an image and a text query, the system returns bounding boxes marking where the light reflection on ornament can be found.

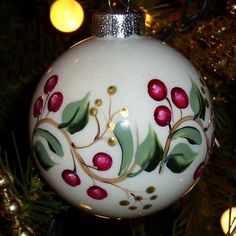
[50,0,84,33]
[122,120,130,127]
[220,207,236,235]
[80,203,92,211]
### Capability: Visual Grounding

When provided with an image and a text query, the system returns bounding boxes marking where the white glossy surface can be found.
[29,35,214,219]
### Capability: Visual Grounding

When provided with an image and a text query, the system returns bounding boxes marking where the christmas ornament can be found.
[0,169,35,235]
[0,169,14,192]
[0,196,24,220]
[29,6,214,219]
[12,223,35,236]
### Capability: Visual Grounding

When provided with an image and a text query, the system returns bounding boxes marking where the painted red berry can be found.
[87,185,108,200]
[48,92,63,112]
[148,79,167,101]
[193,162,205,180]
[62,169,81,186]
[33,96,43,117]
[154,105,171,127]
[171,87,189,109]
[93,152,112,171]
[44,75,58,94]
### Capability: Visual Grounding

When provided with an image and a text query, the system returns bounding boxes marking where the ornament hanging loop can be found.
[127,0,131,11]
[108,0,112,11]
[108,0,132,12]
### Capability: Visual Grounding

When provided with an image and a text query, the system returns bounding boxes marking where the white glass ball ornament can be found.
[29,11,215,219]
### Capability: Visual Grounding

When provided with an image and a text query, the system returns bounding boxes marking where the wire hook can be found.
[108,0,112,11]
[108,0,132,11]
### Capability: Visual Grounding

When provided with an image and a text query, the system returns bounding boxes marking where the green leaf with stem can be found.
[171,126,202,145]
[130,124,162,177]
[34,128,64,157]
[34,141,58,170]
[190,78,206,120]
[58,92,90,134]
[113,121,133,176]
[166,143,198,173]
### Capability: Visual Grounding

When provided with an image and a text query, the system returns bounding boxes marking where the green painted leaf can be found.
[190,79,206,120]
[113,121,133,176]
[58,92,90,134]
[134,124,163,174]
[34,141,57,170]
[34,128,64,157]
[171,126,202,145]
[166,143,198,173]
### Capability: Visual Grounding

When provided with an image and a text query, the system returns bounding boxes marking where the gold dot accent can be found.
[90,107,98,116]
[108,137,117,146]
[119,200,129,206]
[143,204,152,210]
[120,108,129,118]
[146,186,155,194]
[107,86,117,95]
[95,99,102,106]
[150,195,158,200]
[107,121,115,131]
[134,196,143,201]
[129,206,137,210]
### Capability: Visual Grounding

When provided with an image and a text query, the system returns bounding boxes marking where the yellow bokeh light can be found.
[220,207,236,235]
[145,13,152,28]
[50,0,84,33]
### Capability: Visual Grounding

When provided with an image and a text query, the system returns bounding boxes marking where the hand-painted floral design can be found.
[48,92,63,112]
[32,74,213,212]
[87,185,108,200]
[171,87,189,109]
[93,152,113,171]
[62,169,81,187]
[148,79,167,101]
[193,162,205,180]
[154,105,171,127]
[44,75,58,94]
[33,96,44,118]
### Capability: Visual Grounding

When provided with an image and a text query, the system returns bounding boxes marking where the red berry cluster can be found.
[148,79,189,127]
[61,152,112,200]
[62,168,108,199]
[86,152,112,199]
[33,75,63,117]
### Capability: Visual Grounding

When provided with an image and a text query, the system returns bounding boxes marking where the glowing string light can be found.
[221,207,236,235]
[50,0,84,33]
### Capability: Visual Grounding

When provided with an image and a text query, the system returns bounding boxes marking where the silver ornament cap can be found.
[91,10,145,38]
